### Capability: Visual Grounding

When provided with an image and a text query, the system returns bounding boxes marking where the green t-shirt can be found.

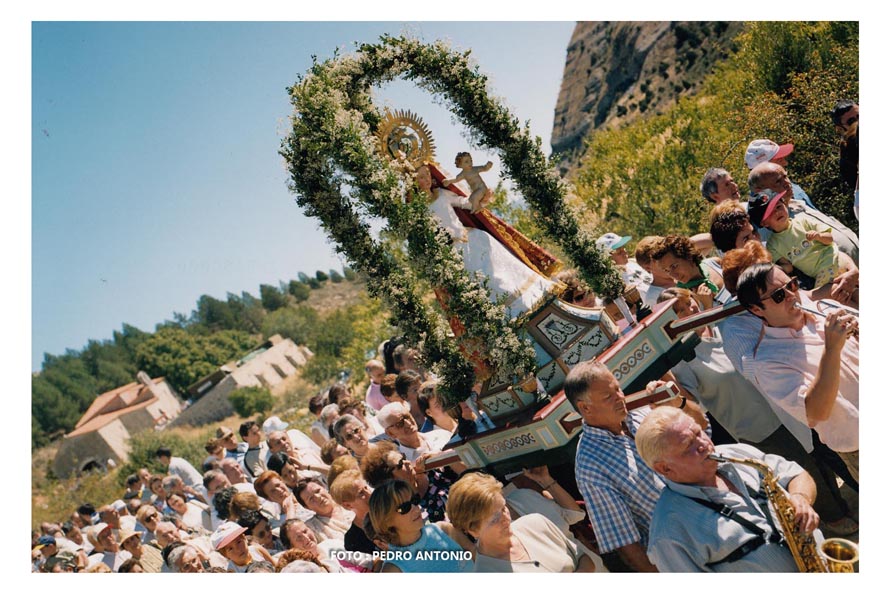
[766,212,840,287]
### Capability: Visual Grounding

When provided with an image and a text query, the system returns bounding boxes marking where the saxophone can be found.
[708,453,857,573]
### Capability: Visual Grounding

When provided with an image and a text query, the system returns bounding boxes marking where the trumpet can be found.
[794,303,859,337]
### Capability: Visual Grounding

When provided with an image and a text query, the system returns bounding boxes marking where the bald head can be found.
[748,162,786,193]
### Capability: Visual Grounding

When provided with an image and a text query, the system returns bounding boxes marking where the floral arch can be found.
[280,35,622,404]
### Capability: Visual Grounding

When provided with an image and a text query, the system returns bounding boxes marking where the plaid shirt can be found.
[574,408,664,554]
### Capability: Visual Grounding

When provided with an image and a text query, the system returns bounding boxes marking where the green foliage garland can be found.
[281,36,622,404]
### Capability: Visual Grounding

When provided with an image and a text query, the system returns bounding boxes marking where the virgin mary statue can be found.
[414,162,563,324]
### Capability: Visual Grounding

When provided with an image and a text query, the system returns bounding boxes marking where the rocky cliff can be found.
[551,21,743,176]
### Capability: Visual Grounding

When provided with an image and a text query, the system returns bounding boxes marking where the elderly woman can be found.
[447,472,598,572]
[165,492,209,535]
[651,235,724,309]
[361,441,454,523]
[338,396,385,438]
[252,471,304,529]
[294,477,355,541]
[135,505,160,544]
[333,414,377,461]
[369,479,472,572]
[319,403,341,440]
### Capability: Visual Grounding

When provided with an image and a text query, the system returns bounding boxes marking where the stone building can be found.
[170,335,312,427]
[52,372,183,478]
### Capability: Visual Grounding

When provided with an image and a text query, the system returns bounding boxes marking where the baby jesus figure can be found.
[443,152,495,212]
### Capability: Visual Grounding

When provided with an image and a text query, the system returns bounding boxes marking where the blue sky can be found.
[31,21,576,370]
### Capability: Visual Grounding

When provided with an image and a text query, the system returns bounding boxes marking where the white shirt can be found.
[745,301,859,452]
[398,429,452,462]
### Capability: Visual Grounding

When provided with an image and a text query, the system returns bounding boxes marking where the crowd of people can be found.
[31,102,859,573]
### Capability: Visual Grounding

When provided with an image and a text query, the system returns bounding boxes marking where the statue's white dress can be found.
[428,187,560,320]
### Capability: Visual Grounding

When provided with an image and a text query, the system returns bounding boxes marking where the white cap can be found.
[744,138,794,169]
[262,415,289,435]
[595,232,631,254]
[210,522,247,551]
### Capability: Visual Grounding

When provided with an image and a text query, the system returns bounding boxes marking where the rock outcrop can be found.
[551,21,743,176]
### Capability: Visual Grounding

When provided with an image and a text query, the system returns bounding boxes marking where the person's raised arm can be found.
[804,311,856,423]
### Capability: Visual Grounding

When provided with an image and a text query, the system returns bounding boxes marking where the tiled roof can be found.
[73,377,165,429]
[65,397,158,438]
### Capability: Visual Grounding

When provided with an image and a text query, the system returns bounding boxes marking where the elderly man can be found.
[99,501,136,533]
[87,522,133,571]
[565,360,706,572]
[736,262,859,482]
[748,161,858,265]
[636,406,820,572]
[119,528,164,573]
[166,543,207,573]
[266,429,328,481]
[219,456,253,488]
[376,401,450,462]
[744,139,817,209]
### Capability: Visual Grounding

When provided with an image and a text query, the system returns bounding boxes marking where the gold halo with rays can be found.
[375,109,436,167]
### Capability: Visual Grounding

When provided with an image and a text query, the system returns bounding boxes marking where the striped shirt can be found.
[573,408,664,554]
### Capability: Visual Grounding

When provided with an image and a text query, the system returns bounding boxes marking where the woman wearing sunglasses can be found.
[737,261,859,483]
[651,235,725,310]
[332,414,379,461]
[361,441,454,523]
[447,472,599,572]
[368,479,473,573]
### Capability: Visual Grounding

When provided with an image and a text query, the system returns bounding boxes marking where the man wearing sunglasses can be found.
[377,401,451,463]
[737,263,859,482]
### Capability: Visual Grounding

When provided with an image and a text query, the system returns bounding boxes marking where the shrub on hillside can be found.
[229,386,274,418]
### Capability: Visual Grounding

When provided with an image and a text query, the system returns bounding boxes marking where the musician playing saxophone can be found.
[635,406,820,572]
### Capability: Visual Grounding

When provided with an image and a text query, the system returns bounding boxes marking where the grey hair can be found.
[563,360,612,410]
[319,403,340,427]
[332,414,363,445]
[700,167,729,202]
[376,401,412,429]
[161,475,183,494]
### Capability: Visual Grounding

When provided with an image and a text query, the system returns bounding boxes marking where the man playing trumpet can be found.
[736,262,859,482]
[635,406,820,572]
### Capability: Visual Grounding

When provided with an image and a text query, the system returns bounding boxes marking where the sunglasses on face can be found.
[395,455,410,470]
[761,278,799,305]
[343,427,363,441]
[396,494,422,515]
[391,415,411,429]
